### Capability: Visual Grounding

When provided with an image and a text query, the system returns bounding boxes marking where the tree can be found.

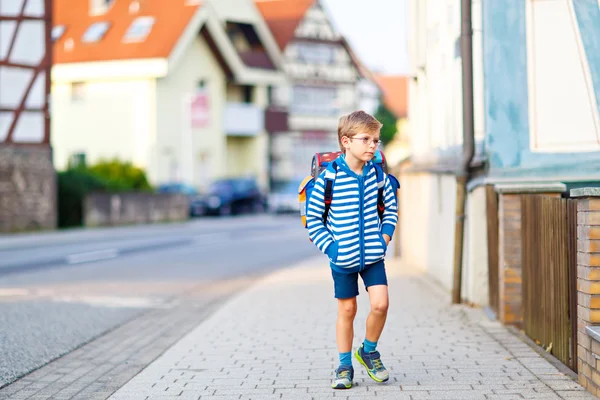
[375,103,398,146]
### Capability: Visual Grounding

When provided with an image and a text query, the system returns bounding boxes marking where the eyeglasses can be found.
[349,137,382,147]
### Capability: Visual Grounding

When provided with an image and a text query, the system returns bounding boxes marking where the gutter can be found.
[452,0,475,304]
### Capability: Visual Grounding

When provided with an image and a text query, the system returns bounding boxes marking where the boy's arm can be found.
[306,176,338,260]
[381,174,399,241]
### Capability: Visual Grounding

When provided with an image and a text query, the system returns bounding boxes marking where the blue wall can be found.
[482,0,600,178]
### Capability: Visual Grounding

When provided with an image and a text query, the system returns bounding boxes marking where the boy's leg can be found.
[331,270,359,389]
[355,260,389,382]
[336,297,357,354]
[365,284,389,343]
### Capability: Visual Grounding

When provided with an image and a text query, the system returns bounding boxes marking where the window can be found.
[89,0,115,15]
[82,22,110,43]
[71,82,85,102]
[296,42,335,64]
[292,85,338,116]
[52,25,66,42]
[242,86,253,103]
[123,16,155,42]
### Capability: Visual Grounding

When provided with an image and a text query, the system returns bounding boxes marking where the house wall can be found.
[399,172,457,292]
[156,35,227,191]
[51,78,156,172]
[483,0,600,176]
[402,0,487,303]
[407,0,485,163]
[463,185,489,306]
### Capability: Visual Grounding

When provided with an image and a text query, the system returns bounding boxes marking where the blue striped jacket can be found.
[306,155,398,273]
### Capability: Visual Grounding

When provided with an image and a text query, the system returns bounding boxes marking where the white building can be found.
[51,0,286,191]
[256,0,380,186]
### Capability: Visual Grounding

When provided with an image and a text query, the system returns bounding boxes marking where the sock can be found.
[339,352,352,367]
[363,339,377,353]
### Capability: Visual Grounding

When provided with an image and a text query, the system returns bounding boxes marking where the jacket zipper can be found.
[358,174,364,271]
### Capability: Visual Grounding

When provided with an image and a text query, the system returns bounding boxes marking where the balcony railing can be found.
[224,102,264,136]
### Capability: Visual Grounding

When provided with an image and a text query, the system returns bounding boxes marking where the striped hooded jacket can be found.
[306,155,398,273]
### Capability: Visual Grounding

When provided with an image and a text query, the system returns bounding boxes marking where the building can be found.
[403,0,488,306]
[51,0,287,192]
[0,0,56,232]
[404,0,600,385]
[255,0,379,187]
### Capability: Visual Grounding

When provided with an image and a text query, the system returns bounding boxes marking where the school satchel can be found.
[297,149,400,236]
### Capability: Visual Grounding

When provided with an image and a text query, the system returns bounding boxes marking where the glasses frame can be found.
[348,136,382,147]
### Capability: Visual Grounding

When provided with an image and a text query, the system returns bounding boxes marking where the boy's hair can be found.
[337,111,382,153]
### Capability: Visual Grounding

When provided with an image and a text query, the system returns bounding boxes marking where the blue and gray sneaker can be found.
[331,365,354,389]
[355,345,389,382]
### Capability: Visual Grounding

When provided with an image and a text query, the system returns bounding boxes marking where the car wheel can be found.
[252,201,265,213]
[220,204,232,216]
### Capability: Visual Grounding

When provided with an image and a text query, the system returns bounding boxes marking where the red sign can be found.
[190,90,209,128]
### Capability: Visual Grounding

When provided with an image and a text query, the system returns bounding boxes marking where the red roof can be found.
[254,0,314,50]
[374,74,408,118]
[53,0,202,63]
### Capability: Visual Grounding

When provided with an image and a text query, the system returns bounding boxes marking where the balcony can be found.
[224,102,264,136]
[264,106,288,133]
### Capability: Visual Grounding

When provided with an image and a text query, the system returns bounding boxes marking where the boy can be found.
[306,110,398,389]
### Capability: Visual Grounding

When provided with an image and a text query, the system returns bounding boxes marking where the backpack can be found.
[298,149,400,229]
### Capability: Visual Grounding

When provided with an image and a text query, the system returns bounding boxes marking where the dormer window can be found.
[90,0,115,16]
[82,22,110,43]
[123,16,155,42]
[52,25,66,42]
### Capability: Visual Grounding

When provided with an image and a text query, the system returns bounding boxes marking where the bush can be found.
[57,169,107,228]
[87,158,152,192]
[57,159,152,228]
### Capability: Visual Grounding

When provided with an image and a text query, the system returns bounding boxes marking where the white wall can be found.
[51,79,156,171]
[526,0,600,152]
[156,35,226,191]
[462,185,489,306]
[399,172,457,291]
[407,0,485,161]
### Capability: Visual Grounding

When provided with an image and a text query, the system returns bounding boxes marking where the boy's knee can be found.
[371,300,389,315]
[338,300,357,318]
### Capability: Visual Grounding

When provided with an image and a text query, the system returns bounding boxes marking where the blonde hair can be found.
[338,111,382,153]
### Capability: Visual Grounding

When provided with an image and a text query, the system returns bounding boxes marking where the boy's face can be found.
[342,131,382,163]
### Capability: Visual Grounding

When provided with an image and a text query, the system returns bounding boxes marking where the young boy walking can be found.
[306,111,398,389]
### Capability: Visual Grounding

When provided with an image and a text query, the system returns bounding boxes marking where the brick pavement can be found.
[103,257,596,400]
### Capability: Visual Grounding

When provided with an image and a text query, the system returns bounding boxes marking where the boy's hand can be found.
[383,234,391,246]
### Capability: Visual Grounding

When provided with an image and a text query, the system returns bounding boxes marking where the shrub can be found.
[57,158,152,228]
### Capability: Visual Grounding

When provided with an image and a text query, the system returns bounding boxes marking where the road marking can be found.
[53,295,163,309]
[66,249,119,264]
[0,288,29,297]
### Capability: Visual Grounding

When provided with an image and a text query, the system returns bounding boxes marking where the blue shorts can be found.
[331,260,387,299]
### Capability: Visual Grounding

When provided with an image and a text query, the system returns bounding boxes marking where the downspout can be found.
[452,0,475,304]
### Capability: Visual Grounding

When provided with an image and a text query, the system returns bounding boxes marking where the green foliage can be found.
[57,169,106,228]
[375,103,398,146]
[87,158,152,192]
[57,158,152,228]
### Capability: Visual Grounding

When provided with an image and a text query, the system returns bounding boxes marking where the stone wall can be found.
[498,193,523,326]
[0,146,56,232]
[84,192,189,227]
[573,190,600,395]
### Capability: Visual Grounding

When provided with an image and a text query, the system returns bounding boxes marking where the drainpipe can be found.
[452,0,475,304]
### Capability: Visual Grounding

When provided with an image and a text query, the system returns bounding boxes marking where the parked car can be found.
[268,179,302,214]
[190,177,266,216]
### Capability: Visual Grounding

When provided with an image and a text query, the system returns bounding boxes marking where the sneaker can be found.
[331,365,354,389]
[355,345,389,382]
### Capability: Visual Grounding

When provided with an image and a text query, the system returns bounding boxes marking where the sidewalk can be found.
[107,257,595,400]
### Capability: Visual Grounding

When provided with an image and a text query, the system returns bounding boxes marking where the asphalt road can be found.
[0,214,319,387]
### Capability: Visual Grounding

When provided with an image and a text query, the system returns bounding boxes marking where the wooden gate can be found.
[521,195,578,371]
